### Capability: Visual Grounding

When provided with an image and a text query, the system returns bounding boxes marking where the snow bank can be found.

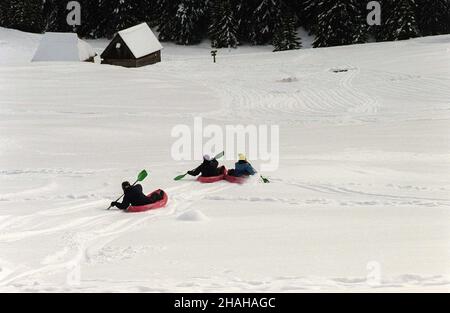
[32,32,96,62]
[177,210,209,222]
[0,28,40,64]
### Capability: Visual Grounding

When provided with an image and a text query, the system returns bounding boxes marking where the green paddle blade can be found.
[174,173,188,181]
[261,175,270,183]
[214,151,225,159]
[137,170,148,182]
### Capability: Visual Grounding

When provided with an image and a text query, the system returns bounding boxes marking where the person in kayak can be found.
[228,153,257,177]
[111,182,164,210]
[188,154,226,178]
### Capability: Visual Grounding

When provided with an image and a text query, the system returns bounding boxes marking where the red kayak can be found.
[127,189,168,213]
[197,168,227,183]
[224,174,249,184]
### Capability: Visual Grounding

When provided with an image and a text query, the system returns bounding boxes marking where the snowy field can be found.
[1,27,450,292]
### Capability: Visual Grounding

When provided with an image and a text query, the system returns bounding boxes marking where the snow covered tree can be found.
[97,0,143,38]
[5,0,45,33]
[373,0,392,41]
[0,0,12,28]
[156,0,180,41]
[141,0,159,28]
[47,0,155,38]
[250,0,282,45]
[173,0,207,45]
[297,0,318,34]
[43,0,104,38]
[234,0,256,43]
[209,0,239,48]
[416,0,450,36]
[313,0,367,48]
[45,0,77,33]
[282,0,302,29]
[81,0,105,38]
[272,11,301,52]
[379,0,419,41]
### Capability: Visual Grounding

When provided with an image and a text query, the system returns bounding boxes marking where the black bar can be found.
[0,292,442,312]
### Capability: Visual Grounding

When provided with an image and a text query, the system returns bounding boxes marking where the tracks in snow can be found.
[0,181,232,288]
[164,55,380,125]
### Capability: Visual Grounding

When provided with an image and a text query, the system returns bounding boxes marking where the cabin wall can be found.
[101,59,137,67]
[101,36,134,60]
[136,51,161,67]
[102,51,161,68]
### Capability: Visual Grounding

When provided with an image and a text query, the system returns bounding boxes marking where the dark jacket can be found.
[188,159,221,177]
[114,184,153,210]
[234,160,256,177]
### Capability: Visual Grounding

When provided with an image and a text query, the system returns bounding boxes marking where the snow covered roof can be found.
[32,32,96,62]
[118,23,163,59]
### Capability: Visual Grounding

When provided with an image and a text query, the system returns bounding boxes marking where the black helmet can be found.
[122,181,131,190]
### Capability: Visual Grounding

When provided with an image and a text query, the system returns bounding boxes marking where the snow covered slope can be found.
[0,28,449,292]
[0,28,40,64]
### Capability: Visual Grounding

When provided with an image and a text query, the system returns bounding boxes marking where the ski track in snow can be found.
[0,181,233,289]
[3,175,447,292]
[205,179,450,208]
[164,54,381,125]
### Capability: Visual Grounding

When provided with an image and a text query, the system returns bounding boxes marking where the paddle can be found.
[174,151,225,181]
[260,175,270,183]
[107,170,148,210]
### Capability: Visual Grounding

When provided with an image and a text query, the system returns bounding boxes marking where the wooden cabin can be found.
[101,23,163,68]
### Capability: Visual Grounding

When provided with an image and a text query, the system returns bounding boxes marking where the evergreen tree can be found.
[173,0,207,45]
[297,0,318,34]
[92,0,156,38]
[374,0,393,41]
[209,0,239,48]
[98,0,143,38]
[81,0,105,38]
[379,0,419,41]
[251,0,282,45]
[313,0,367,48]
[234,0,256,43]
[282,0,302,31]
[0,0,12,28]
[272,11,301,52]
[416,0,450,36]
[43,0,103,38]
[141,0,160,28]
[6,0,45,33]
[156,0,180,41]
[1,0,438,45]
[45,0,76,33]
